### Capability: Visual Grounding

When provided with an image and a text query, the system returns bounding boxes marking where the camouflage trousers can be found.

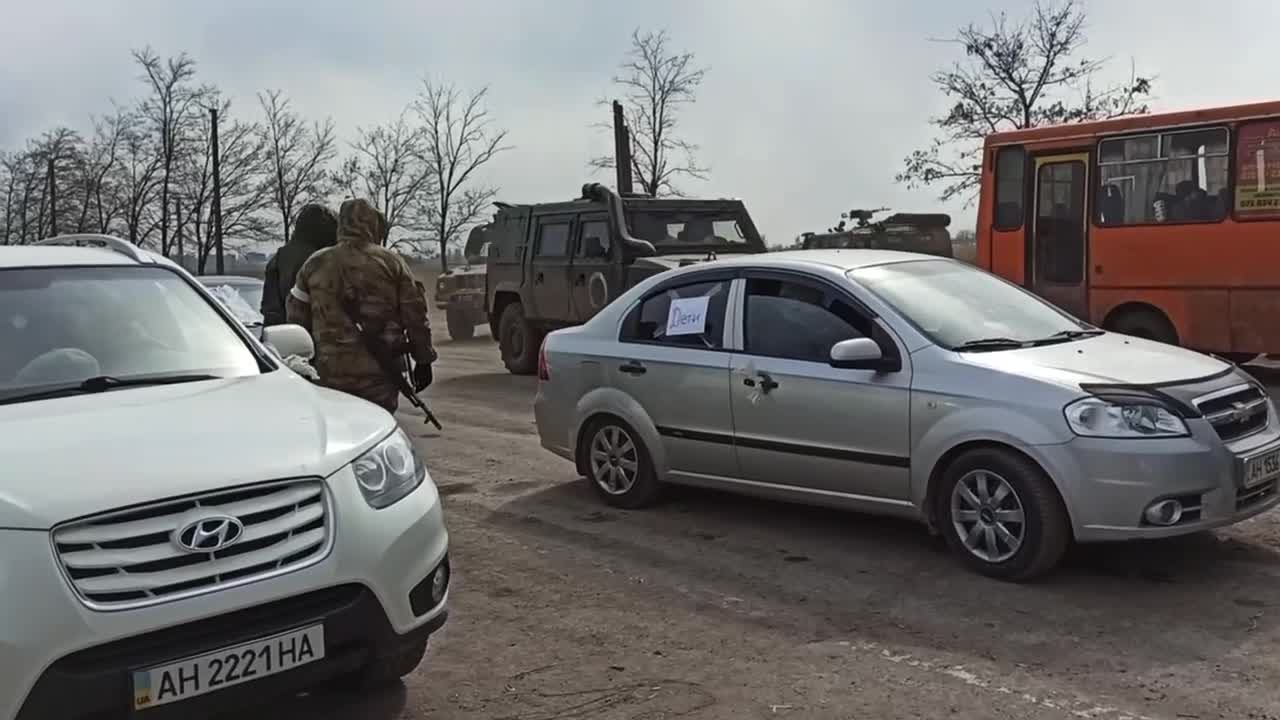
[320,373,399,414]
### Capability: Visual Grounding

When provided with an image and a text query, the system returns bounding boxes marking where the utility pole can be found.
[612,100,634,196]
[210,106,225,274]
[47,156,58,237]
[175,197,184,270]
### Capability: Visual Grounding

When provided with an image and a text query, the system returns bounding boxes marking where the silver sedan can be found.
[533,250,1280,580]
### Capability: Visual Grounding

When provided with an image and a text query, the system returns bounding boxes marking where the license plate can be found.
[1244,448,1280,488]
[132,624,324,711]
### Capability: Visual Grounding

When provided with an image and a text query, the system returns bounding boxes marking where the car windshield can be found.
[848,259,1088,349]
[0,266,262,402]
[629,210,754,250]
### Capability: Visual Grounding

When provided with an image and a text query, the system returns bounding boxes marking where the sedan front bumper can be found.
[1034,421,1280,542]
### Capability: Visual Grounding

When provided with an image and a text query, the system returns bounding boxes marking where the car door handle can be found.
[535,272,545,283]
[742,373,779,392]
[619,361,646,375]
[574,273,586,286]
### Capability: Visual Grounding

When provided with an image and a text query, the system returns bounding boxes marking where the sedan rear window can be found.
[620,279,730,350]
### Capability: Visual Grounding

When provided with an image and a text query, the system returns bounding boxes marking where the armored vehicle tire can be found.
[446,308,476,341]
[499,302,541,375]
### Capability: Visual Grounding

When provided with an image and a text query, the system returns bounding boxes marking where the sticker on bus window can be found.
[1235,120,1280,219]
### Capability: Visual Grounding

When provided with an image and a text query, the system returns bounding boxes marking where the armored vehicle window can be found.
[576,220,611,258]
[536,222,570,256]
[630,211,749,247]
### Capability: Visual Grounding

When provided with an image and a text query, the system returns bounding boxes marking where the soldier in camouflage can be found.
[286,198,437,414]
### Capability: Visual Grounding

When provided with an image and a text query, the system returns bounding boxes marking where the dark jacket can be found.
[261,204,338,325]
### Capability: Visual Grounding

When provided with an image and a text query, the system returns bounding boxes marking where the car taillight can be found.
[537,339,550,381]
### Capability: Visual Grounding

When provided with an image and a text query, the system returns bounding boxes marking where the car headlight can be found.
[1064,396,1189,438]
[352,428,426,508]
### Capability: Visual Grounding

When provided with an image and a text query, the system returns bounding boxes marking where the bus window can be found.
[1234,119,1280,220]
[994,147,1025,229]
[1097,127,1229,225]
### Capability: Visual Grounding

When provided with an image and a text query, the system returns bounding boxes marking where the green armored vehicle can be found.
[800,210,953,258]
[484,183,766,374]
[433,225,489,340]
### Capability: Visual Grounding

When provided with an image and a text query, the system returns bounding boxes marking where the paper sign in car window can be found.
[666,296,710,336]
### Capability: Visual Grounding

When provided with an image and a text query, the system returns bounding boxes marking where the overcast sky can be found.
[2,0,1276,245]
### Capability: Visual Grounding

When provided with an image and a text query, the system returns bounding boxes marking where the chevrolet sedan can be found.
[533,250,1280,580]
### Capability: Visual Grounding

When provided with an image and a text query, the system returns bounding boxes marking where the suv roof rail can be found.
[33,234,152,263]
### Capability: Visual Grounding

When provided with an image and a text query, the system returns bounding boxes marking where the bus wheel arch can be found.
[1102,303,1179,346]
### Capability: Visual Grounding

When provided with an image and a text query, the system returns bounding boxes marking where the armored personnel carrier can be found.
[482,183,766,374]
[799,209,953,258]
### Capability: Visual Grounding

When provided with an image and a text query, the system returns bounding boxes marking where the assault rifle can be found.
[339,294,443,430]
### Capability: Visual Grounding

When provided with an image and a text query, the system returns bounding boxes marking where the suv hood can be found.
[960,332,1233,389]
[0,371,394,529]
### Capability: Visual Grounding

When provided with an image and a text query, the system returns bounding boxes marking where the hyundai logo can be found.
[174,515,245,553]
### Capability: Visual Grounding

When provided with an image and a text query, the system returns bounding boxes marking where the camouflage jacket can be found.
[286,212,435,409]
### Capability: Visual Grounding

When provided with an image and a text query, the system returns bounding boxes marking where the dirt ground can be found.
[248,285,1280,720]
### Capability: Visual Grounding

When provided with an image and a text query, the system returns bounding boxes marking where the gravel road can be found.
[250,326,1280,720]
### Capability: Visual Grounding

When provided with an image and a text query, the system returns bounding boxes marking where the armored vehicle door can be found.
[568,213,619,322]
[528,213,574,322]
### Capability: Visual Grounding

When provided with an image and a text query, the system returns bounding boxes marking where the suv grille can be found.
[52,480,330,609]
[1195,384,1270,442]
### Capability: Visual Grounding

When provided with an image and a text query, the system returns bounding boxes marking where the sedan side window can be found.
[743,277,871,362]
[620,279,730,350]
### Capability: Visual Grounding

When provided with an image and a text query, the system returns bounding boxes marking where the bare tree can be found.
[133,48,214,254]
[176,95,273,272]
[414,80,510,270]
[258,89,337,243]
[75,106,130,233]
[113,123,164,246]
[338,113,432,244]
[897,0,1153,203]
[590,28,708,197]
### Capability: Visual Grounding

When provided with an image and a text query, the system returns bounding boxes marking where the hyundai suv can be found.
[1,235,451,719]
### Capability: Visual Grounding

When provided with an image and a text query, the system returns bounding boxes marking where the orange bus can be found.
[976,99,1280,361]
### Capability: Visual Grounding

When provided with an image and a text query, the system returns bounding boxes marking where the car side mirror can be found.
[829,337,886,370]
[262,324,314,361]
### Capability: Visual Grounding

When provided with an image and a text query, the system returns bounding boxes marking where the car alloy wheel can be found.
[949,469,1026,563]
[589,425,640,495]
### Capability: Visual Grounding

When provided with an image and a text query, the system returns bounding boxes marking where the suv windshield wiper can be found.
[0,374,220,406]
[953,337,1028,352]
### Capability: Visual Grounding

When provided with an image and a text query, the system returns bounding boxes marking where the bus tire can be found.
[1106,307,1178,346]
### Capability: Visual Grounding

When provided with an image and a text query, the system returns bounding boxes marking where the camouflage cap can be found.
[337,198,381,245]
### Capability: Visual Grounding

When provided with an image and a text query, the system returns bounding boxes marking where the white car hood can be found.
[960,332,1233,389]
[0,370,394,529]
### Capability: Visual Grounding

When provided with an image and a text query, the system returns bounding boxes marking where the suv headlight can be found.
[352,428,426,508]
[1064,396,1189,438]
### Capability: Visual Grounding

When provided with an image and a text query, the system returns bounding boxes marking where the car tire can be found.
[342,639,428,690]
[937,447,1070,582]
[498,302,540,375]
[1107,307,1178,346]
[579,417,662,509]
[446,308,475,341]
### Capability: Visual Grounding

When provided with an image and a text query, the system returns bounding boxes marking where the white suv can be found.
[0,236,450,719]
